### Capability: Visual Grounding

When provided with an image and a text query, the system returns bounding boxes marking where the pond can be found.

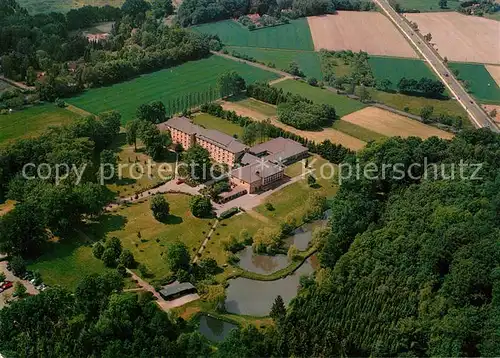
[236,246,289,274]
[225,259,314,316]
[285,211,331,251]
[199,315,238,342]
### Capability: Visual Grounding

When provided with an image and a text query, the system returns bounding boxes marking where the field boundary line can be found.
[65,104,93,117]
[211,51,290,78]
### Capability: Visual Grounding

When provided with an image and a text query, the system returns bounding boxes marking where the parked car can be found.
[2,281,13,290]
[176,179,184,185]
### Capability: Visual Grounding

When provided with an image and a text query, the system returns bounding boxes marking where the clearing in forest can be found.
[67,55,279,123]
[342,107,454,140]
[405,12,500,64]
[192,19,314,51]
[307,12,417,58]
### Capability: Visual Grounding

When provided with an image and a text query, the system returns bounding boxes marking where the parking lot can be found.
[0,261,38,308]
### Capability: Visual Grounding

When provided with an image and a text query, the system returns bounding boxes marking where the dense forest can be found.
[218,129,500,356]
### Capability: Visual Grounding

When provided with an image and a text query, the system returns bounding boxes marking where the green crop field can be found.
[0,105,81,145]
[18,0,124,14]
[67,55,279,123]
[272,79,366,117]
[193,19,314,51]
[449,63,500,104]
[397,0,459,11]
[368,56,437,90]
[227,47,323,79]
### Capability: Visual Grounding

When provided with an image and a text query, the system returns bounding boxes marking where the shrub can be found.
[102,248,118,267]
[219,207,240,219]
[92,241,105,259]
[189,195,212,218]
[104,237,122,258]
[150,195,170,222]
[119,249,136,268]
[265,203,274,211]
[9,256,26,276]
[222,235,245,253]
[287,244,301,260]
[227,254,240,265]
[308,77,318,86]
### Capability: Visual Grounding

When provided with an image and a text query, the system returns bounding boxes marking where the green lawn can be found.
[368,56,438,91]
[398,0,459,11]
[257,156,338,221]
[106,133,177,199]
[227,47,322,79]
[192,112,244,138]
[28,233,109,290]
[193,19,314,51]
[0,105,81,145]
[332,120,386,143]
[272,79,366,117]
[449,62,500,104]
[230,97,277,117]
[86,193,212,281]
[67,55,279,123]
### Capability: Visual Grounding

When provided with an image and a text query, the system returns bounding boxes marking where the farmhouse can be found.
[159,282,196,301]
[230,160,285,194]
[159,116,247,166]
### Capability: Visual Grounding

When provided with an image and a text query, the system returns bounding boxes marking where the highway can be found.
[373,0,500,133]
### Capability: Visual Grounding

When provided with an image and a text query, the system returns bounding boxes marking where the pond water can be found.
[199,315,238,342]
[236,246,289,274]
[225,259,314,316]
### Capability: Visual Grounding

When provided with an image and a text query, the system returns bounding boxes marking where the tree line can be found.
[0,111,124,259]
[177,0,374,26]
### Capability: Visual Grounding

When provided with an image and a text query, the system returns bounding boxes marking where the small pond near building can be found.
[225,259,314,316]
[199,315,238,342]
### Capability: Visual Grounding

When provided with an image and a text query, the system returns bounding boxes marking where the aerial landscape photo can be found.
[0,0,499,356]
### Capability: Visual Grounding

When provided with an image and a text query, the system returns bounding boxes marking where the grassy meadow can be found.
[86,193,213,280]
[272,79,366,117]
[368,56,438,90]
[67,55,279,123]
[227,47,323,79]
[449,62,500,104]
[331,120,387,143]
[192,113,245,138]
[0,105,81,145]
[18,0,124,14]
[193,19,314,51]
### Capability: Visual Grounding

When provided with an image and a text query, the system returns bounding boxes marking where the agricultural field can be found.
[405,12,500,64]
[226,47,323,79]
[272,79,366,117]
[67,55,279,123]
[331,120,387,143]
[222,97,277,121]
[342,107,454,140]
[307,12,417,58]
[192,112,245,138]
[369,88,469,119]
[397,0,460,11]
[0,105,81,145]
[449,63,500,104]
[368,56,438,90]
[486,65,500,86]
[18,0,124,14]
[192,19,314,51]
[86,193,213,280]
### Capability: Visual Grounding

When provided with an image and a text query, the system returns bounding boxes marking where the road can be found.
[373,0,500,133]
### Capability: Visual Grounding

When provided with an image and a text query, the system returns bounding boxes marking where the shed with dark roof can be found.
[159,282,196,300]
